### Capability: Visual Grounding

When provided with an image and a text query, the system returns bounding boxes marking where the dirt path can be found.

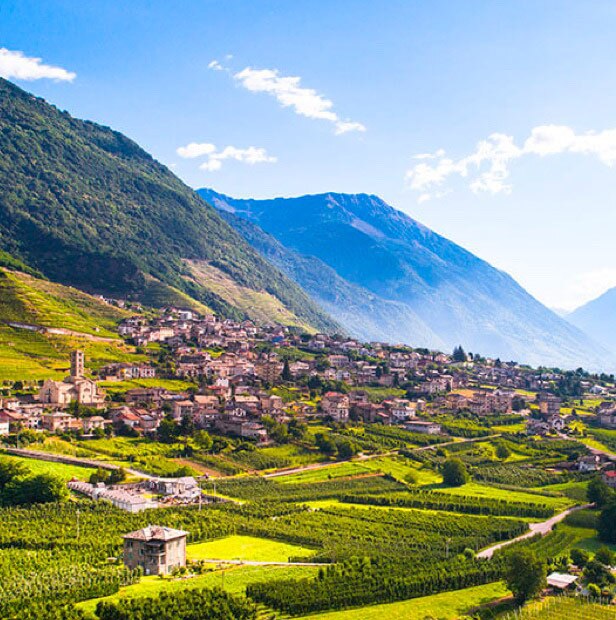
[476,503,593,559]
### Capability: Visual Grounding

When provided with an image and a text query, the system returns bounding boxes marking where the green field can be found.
[307,581,510,619]
[276,455,441,485]
[0,453,96,482]
[0,325,145,380]
[98,378,197,393]
[432,482,573,511]
[77,564,320,617]
[187,535,315,562]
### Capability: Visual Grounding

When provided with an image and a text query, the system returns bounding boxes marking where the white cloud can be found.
[208,60,224,71]
[176,142,276,172]
[176,142,217,158]
[406,124,616,200]
[0,48,76,82]
[222,65,365,135]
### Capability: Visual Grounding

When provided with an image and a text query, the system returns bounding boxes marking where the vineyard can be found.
[502,596,616,619]
[0,429,603,619]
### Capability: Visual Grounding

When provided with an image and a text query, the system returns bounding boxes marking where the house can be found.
[598,403,616,429]
[546,572,578,591]
[548,415,566,432]
[321,392,350,422]
[123,525,188,575]
[41,411,76,433]
[82,416,106,433]
[577,455,602,472]
[538,393,561,418]
[149,476,200,497]
[173,400,195,420]
[404,420,442,435]
[0,418,9,436]
[603,470,616,489]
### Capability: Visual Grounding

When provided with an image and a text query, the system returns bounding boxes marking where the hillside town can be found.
[1,308,615,484]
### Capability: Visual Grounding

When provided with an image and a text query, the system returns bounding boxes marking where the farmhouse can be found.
[404,420,442,435]
[123,525,188,575]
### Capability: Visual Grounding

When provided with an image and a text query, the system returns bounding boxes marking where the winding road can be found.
[476,503,593,559]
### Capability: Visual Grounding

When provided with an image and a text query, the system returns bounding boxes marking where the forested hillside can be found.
[0,78,337,333]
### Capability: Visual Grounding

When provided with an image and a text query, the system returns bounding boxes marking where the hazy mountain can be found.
[568,288,616,355]
[0,78,337,333]
[201,188,613,370]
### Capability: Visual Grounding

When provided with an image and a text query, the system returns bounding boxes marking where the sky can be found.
[1,0,616,312]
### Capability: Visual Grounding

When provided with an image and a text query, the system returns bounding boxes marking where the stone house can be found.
[123,525,188,575]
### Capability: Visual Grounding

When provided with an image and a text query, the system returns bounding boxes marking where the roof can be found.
[546,572,578,589]
[123,525,188,542]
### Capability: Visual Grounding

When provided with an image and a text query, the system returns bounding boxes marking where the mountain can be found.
[0,78,337,333]
[568,288,616,356]
[200,188,613,370]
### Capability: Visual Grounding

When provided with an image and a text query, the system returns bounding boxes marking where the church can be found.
[38,350,105,409]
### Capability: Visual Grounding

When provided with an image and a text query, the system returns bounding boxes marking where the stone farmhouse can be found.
[123,525,188,575]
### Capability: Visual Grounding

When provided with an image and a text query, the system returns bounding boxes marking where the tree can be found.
[452,346,467,362]
[0,457,27,490]
[281,359,292,382]
[158,416,180,444]
[583,559,615,588]
[3,474,68,506]
[288,418,307,440]
[594,546,615,567]
[598,500,616,544]
[505,550,547,604]
[194,430,213,451]
[336,439,358,460]
[570,547,589,568]
[315,433,337,456]
[108,467,127,485]
[495,442,511,460]
[442,458,469,487]
[587,477,613,508]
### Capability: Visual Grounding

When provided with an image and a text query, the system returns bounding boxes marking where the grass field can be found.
[276,455,441,485]
[0,325,145,381]
[307,581,511,619]
[98,378,197,394]
[76,564,320,617]
[1,454,96,481]
[432,482,574,510]
[187,535,315,562]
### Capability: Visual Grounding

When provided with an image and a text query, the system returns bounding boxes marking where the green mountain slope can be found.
[0,78,337,333]
[0,267,144,380]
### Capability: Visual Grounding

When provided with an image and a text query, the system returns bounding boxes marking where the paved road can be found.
[477,503,593,559]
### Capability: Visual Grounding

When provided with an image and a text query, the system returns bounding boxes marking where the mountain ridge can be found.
[568,287,616,356]
[200,187,613,371]
[0,78,337,333]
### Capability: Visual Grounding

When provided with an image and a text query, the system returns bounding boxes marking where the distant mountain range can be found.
[200,188,613,371]
[568,287,616,357]
[0,78,336,334]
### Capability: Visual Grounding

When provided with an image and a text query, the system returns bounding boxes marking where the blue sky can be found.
[2,0,616,311]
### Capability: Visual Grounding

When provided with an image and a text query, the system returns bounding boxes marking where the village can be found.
[0,307,615,510]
